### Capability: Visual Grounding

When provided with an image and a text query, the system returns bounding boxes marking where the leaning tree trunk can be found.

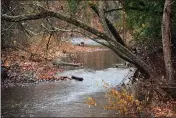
[1,8,156,78]
[162,0,174,83]
[89,3,125,46]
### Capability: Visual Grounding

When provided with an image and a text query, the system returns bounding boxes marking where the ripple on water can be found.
[2,47,135,117]
[56,68,134,102]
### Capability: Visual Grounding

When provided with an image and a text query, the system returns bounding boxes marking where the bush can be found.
[85,87,142,116]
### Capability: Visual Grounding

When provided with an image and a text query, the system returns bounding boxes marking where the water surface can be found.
[2,49,133,117]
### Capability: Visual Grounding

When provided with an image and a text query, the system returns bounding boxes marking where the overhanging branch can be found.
[104,6,162,15]
[89,3,125,46]
[2,8,155,76]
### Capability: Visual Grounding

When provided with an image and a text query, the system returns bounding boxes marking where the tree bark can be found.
[162,0,174,82]
[2,9,155,77]
[89,3,125,46]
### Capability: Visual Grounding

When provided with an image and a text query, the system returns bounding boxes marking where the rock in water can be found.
[71,76,83,81]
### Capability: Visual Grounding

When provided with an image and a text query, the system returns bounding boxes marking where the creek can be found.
[2,42,134,117]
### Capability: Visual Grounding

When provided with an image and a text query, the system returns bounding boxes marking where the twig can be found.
[2,22,15,31]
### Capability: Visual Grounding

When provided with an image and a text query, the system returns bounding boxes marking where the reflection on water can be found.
[77,50,124,70]
[1,49,133,117]
[61,49,124,70]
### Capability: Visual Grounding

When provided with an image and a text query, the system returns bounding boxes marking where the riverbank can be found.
[2,37,176,117]
[1,40,106,88]
[2,67,135,117]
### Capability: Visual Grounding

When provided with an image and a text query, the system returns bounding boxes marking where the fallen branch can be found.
[1,6,155,77]
[53,61,82,67]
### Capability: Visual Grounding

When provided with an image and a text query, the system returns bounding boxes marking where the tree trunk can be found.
[89,3,125,46]
[162,0,174,83]
[2,9,155,77]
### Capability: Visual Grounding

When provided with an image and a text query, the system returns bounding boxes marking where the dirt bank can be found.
[1,41,104,88]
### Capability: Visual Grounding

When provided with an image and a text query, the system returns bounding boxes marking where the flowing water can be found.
[2,49,134,117]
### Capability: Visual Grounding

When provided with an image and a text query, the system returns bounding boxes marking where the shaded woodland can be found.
[1,0,176,117]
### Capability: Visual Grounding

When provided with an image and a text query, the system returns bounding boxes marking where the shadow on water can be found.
[2,49,134,117]
[60,49,125,70]
[76,49,124,70]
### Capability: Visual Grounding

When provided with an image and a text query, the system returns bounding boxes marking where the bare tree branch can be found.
[1,8,155,77]
[98,1,115,40]
[89,2,125,46]
[104,6,162,15]
[104,8,123,13]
